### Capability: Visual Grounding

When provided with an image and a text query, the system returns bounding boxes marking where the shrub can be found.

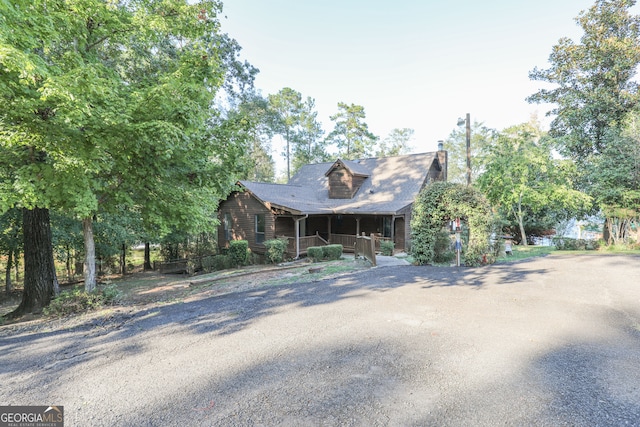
[212,254,232,271]
[264,238,289,264]
[553,237,600,251]
[380,240,395,256]
[44,284,120,317]
[307,246,324,262]
[323,244,343,260]
[229,240,249,267]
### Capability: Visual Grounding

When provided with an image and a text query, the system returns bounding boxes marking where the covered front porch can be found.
[275,214,405,257]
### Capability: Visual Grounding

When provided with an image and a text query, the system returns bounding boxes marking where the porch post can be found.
[293,214,308,259]
[391,216,396,246]
[356,217,361,236]
[295,217,300,258]
[327,216,332,242]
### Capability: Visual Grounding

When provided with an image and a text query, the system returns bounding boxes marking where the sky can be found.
[219,0,639,166]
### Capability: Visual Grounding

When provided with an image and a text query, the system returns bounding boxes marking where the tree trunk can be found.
[5,249,13,294]
[518,216,528,246]
[144,242,152,271]
[121,243,126,276]
[9,208,57,317]
[515,197,528,246]
[83,216,97,292]
[65,244,72,281]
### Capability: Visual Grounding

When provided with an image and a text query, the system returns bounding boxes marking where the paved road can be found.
[2,255,640,426]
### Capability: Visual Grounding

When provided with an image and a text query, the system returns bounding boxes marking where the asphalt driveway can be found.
[2,254,640,426]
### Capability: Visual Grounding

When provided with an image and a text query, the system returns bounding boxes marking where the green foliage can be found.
[476,120,591,244]
[585,116,640,244]
[268,88,328,180]
[528,0,640,161]
[44,284,120,317]
[264,238,289,264]
[322,244,343,261]
[307,246,324,262]
[1,0,254,301]
[433,230,455,264]
[307,244,343,262]
[232,93,276,182]
[380,240,395,256]
[201,254,233,272]
[411,182,495,267]
[326,102,378,160]
[443,121,498,185]
[229,240,249,267]
[376,128,414,157]
[553,237,602,251]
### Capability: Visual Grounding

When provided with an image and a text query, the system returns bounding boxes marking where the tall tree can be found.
[268,88,303,181]
[0,0,245,315]
[232,92,276,182]
[586,112,640,244]
[326,102,378,160]
[376,128,414,157]
[477,121,591,245]
[528,0,640,161]
[292,97,328,174]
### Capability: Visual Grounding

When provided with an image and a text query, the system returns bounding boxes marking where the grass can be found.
[497,243,640,263]
[496,245,556,262]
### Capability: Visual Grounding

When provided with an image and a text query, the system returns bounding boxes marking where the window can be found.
[383,217,392,238]
[255,214,265,244]
[223,213,232,241]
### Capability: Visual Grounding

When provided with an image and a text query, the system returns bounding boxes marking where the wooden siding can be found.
[327,166,366,199]
[274,216,295,237]
[394,217,406,252]
[217,191,275,254]
[399,203,412,252]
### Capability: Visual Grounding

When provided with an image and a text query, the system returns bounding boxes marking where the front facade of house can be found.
[218,151,447,256]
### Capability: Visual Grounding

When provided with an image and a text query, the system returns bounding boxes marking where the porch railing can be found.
[283,233,328,255]
[329,233,356,249]
[280,233,392,256]
[374,236,392,252]
[355,234,377,266]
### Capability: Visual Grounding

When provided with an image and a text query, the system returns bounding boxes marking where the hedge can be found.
[229,240,249,267]
[264,238,289,264]
[323,244,343,260]
[307,246,324,262]
[307,244,343,262]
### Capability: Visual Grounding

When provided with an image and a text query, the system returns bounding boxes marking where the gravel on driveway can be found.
[1,254,640,426]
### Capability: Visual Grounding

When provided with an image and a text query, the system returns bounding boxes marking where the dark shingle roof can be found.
[239,152,439,215]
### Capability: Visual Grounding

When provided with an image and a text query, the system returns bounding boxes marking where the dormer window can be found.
[325,159,369,199]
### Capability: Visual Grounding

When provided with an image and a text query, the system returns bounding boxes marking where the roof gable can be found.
[324,159,370,178]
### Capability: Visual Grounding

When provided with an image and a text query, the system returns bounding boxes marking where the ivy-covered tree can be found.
[326,102,378,160]
[411,182,495,267]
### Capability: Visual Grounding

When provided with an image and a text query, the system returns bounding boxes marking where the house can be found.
[217,151,447,257]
